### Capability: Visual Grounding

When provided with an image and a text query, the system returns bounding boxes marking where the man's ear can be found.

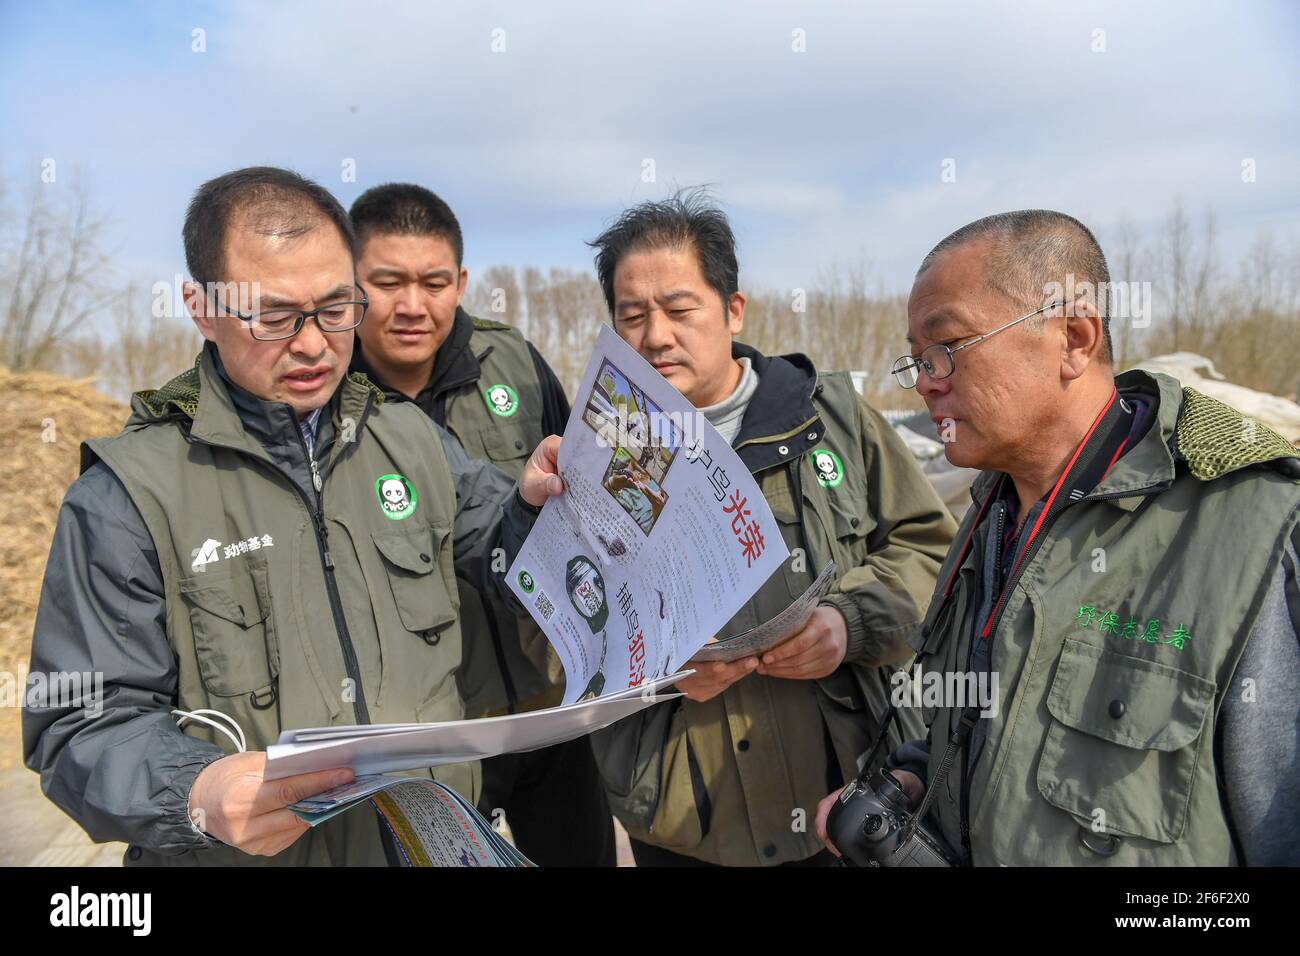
[184,281,218,342]
[456,266,469,307]
[1061,295,1103,381]
[727,291,746,336]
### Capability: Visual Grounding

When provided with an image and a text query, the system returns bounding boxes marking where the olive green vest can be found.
[443,318,559,716]
[914,370,1300,866]
[84,347,477,866]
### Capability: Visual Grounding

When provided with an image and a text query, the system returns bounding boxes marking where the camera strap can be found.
[858,700,901,777]
[854,646,936,777]
[900,702,980,860]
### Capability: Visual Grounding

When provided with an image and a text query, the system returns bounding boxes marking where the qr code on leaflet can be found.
[533,590,555,621]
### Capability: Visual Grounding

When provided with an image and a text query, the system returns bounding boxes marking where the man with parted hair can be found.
[348,182,615,867]
[816,209,1300,866]
[23,167,566,866]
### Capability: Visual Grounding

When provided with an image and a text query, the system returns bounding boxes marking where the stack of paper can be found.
[265,673,684,779]
[692,561,838,662]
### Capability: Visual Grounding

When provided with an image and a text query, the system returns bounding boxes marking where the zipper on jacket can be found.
[189,394,375,726]
[990,502,1007,590]
[294,398,373,725]
[978,495,1065,642]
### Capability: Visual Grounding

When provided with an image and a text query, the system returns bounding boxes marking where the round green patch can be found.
[375,473,418,520]
[484,383,519,417]
[518,569,536,594]
[811,448,845,488]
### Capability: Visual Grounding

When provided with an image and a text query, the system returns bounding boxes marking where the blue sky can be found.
[3,0,1297,316]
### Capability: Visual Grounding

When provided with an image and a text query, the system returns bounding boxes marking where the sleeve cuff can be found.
[821,593,869,663]
[157,747,227,855]
[822,592,918,666]
[513,487,542,516]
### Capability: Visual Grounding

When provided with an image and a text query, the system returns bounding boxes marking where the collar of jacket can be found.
[350,305,479,404]
[728,340,823,474]
[967,369,1204,514]
[132,341,382,462]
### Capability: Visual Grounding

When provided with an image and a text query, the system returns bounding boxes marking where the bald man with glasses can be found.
[818,209,1300,867]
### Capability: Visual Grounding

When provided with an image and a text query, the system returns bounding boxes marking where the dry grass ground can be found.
[0,367,128,682]
[0,366,129,865]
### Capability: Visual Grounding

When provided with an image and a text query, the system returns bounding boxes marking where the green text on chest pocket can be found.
[1036,638,1216,843]
[373,525,458,644]
[179,563,278,700]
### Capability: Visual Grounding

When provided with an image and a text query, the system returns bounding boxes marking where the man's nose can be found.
[393,285,425,318]
[289,317,329,359]
[916,364,950,400]
[642,311,674,351]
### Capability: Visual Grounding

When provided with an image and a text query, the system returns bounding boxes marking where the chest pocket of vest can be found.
[480,422,534,463]
[1036,638,1216,844]
[373,525,458,644]
[179,561,278,702]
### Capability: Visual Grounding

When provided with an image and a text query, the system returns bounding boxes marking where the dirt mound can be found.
[0,367,128,676]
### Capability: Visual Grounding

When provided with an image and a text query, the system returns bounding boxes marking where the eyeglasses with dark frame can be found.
[890,300,1064,389]
[214,283,370,341]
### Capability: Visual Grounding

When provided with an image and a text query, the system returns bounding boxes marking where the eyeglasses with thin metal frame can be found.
[214,284,370,341]
[890,300,1064,388]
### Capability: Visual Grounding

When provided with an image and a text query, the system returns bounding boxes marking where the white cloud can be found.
[2,0,1295,301]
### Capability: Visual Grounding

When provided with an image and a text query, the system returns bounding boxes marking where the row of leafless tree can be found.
[0,181,198,398]
[464,207,1299,410]
[4,179,1296,409]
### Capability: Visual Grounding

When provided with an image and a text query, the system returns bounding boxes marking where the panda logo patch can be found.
[375,473,418,520]
[484,383,519,417]
[811,449,844,489]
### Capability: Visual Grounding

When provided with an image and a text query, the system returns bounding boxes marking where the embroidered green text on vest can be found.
[1077,604,1191,652]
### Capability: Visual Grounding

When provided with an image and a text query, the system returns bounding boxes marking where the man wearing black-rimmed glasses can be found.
[24,166,567,866]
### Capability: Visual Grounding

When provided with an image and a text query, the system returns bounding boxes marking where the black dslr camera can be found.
[825,766,959,867]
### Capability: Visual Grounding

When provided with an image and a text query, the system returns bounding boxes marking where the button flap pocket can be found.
[373,525,456,636]
[178,566,276,698]
[179,572,268,627]
[829,501,873,541]
[1037,638,1216,843]
[1046,639,1215,752]
[373,525,445,575]
[480,423,533,462]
